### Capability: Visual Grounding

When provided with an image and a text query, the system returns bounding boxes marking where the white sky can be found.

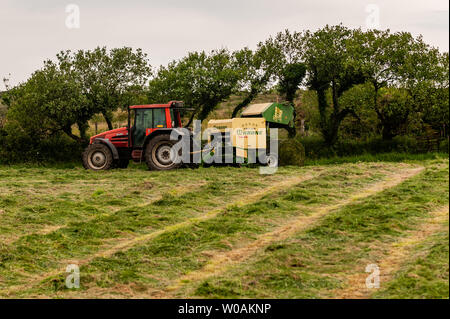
[0,0,448,90]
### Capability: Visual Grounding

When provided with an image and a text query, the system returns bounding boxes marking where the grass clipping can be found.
[279,139,306,166]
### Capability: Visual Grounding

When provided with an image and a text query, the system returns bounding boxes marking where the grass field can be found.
[0,155,448,299]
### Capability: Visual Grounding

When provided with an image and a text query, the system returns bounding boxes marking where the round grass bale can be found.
[278,139,306,166]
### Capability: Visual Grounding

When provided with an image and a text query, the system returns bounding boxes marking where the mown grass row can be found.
[0,165,317,290]
[1,160,446,298]
[184,160,448,298]
[304,152,448,166]
[0,166,235,242]
[373,224,449,299]
[16,163,402,297]
[0,165,297,243]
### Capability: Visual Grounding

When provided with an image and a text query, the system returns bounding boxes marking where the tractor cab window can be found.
[153,108,166,128]
[133,109,153,147]
[138,108,153,131]
[132,108,168,147]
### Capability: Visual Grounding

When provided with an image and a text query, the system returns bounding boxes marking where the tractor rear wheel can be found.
[145,134,181,171]
[82,144,114,171]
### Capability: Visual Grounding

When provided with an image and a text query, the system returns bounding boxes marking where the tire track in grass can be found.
[78,173,318,261]
[0,167,229,245]
[332,205,449,299]
[166,166,424,296]
[0,171,319,296]
[24,164,398,298]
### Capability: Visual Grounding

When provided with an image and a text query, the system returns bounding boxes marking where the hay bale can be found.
[278,139,306,166]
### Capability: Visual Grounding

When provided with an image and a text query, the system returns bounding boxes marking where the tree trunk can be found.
[102,111,113,130]
[77,122,89,141]
[231,89,258,118]
[185,110,198,128]
[299,119,305,136]
[323,123,339,146]
[63,126,87,144]
[382,125,395,140]
[316,87,337,146]
[317,88,328,134]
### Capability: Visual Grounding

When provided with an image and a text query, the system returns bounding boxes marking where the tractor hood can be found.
[90,127,128,144]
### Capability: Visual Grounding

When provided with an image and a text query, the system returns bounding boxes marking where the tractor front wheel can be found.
[145,134,181,171]
[82,144,114,171]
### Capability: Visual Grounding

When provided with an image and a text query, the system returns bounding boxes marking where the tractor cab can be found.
[84,101,187,171]
[129,101,184,148]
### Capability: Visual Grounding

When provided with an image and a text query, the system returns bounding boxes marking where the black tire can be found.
[115,159,129,169]
[82,144,114,171]
[145,134,181,171]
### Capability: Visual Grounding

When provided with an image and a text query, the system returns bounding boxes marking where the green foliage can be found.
[148,49,240,126]
[376,87,413,139]
[299,27,448,145]
[0,103,6,128]
[277,63,307,104]
[355,30,447,140]
[278,139,305,166]
[338,83,378,139]
[263,29,304,66]
[1,26,448,163]
[230,45,279,117]
[409,52,449,132]
[0,129,82,164]
[260,30,307,132]
[304,25,368,145]
[67,47,151,130]
[1,47,150,163]
[440,139,449,153]
[5,61,89,142]
[299,135,433,160]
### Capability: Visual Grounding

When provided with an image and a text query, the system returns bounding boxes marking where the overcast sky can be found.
[1,0,448,90]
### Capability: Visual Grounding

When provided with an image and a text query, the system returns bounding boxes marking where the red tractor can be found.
[83,101,188,171]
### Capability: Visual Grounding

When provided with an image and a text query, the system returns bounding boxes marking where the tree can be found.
[338,83,379,139]
[230,30,304,118]
[5,61,89,143]
[411,52,449,135]
[265,29,305,65]
[67,47,151,130]
[303,25,367,145]
[357,30,443,139]
[148,49,240,126]
[0,103,6,128]
[260,30,308,136]
[230,45,278,118]
[376,88,413,139]
[4,46,151,145]
[277,62,307,105]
